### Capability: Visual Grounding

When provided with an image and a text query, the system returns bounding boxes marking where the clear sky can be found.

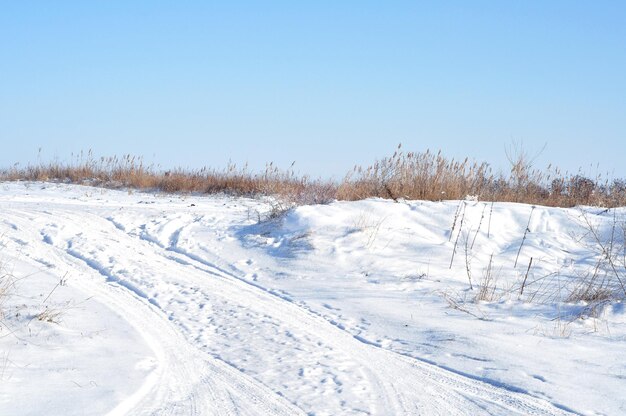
[1,1,625,179]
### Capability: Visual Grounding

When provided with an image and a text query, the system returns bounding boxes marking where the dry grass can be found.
[2,146,626,208]
[337,144,626,207]
[35,307,64,324]
[565,210,626,302]
[1,151,336,206]
[473,254,499,302]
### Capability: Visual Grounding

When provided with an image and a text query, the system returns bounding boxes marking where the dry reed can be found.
[3,146,626,208]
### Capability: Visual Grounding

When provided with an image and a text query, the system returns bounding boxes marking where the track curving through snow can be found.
[0,193,576,415]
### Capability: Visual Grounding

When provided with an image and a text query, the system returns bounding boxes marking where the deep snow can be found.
[0,182,624,415]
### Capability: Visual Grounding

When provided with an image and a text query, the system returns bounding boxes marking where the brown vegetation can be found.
[2,146,626,208]
[337,145,626,207]
[1,152,336,206]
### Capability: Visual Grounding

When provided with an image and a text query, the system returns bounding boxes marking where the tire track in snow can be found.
[108,211,575,415]
[1,208,305,416]
[108,213,398,414]
[2,200,575,415]
[12,207,428,414]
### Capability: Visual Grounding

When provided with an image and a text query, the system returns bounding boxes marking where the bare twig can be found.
[579,210,626,297]
[450,202,467,268]
[514,206,535,268]
[449,200,463,242]
[519,257,533,296]
[41,272,68,305]
[464,232,473,290]
[487,201,494,238]
[474,253,498,302]
[471,203,487,249]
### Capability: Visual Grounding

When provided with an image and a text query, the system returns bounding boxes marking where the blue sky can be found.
[1,1,625,179]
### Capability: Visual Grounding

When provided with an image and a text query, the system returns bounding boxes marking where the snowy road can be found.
[0,184,606,414]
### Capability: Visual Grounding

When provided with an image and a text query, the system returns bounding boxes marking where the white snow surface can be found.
[0,182,624,415]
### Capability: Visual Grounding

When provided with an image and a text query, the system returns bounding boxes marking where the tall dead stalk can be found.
[514,206,535,268]
[450,202,467,269]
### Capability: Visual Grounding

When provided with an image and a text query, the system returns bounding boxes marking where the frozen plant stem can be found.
[519,257,533,296]
[580,210,626,296]
[487,201,494,239]
[464,232,473,289]
[450,202,466,269]
[449,200,463,242]
[471,203,487,249]
[514,206,535,268]
[42,272,68,305]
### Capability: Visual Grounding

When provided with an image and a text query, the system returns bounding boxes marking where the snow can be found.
[0,182,624,415]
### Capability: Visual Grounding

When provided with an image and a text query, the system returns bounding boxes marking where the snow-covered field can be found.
[0,182,624,415]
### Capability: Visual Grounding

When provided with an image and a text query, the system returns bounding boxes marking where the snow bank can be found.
[1,182,624,415]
